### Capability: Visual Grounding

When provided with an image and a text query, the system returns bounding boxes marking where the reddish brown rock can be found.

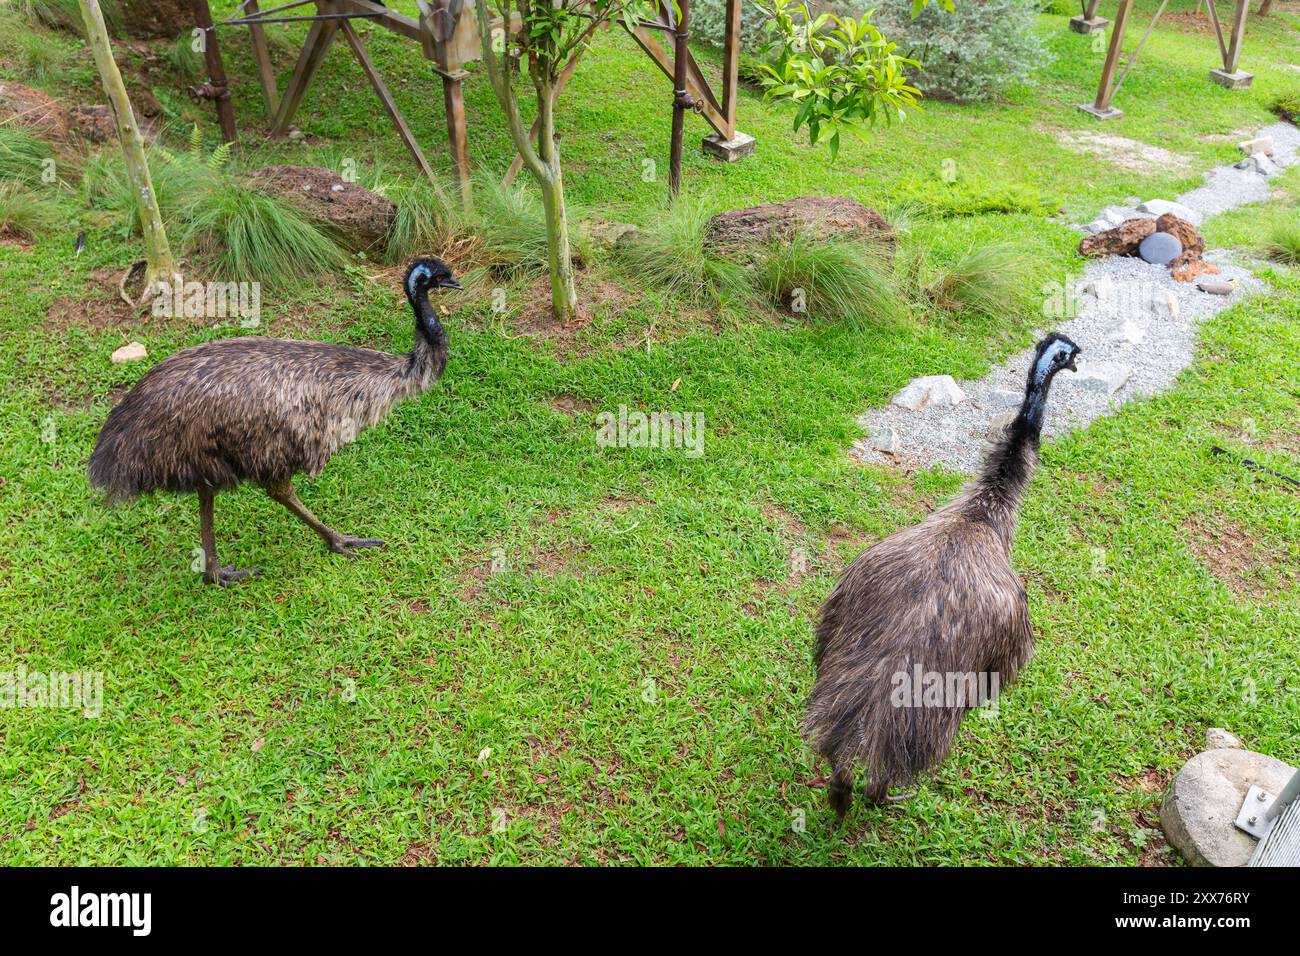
[705,196,896,253]
[247,166,396,252]
[1078,217,1157,258]
[1158,213,1220,283]
[0,81,76,146]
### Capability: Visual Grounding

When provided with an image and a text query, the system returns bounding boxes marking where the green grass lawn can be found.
[0,2,1297,864]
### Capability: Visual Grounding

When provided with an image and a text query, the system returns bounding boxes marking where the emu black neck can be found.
[407,288,447,382]
[956,364,1057,544]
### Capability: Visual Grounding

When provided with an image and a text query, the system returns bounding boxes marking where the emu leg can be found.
[265,479,384,559]
[828,765,855,819]
[197,487,261,586]
[863,779,913,805]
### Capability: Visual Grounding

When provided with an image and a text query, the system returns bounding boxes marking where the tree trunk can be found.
[78,0,177,292]
[536,85,578,323]
[1257,0,1273,14]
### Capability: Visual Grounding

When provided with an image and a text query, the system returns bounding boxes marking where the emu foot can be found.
[327,535,386,559]
[204,565,262,587]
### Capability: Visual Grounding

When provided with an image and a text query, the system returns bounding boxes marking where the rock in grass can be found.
[1197,280,1235,296]
[1206,728,1245,750]
[1238,136,1274,158]
[1161,748,1296,867]
[1078,217,1157,258]
[111,342,147,364]
[705,196,895,256]
[868,425,901,455]
[890,375,966,411]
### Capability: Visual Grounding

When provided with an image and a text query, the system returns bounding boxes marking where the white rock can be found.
[1238,136,1274,157]
[1069,361,1131,396]
[330,183,345,193]
[110,342,147,364]
[868,425,900,455]
[1085,219,1110,234]
[1149,289,1180,320]
[1109,319,1148,345]
[1206,728,1245,750]
[1137,199,1202,225]
[890,375,966,411]
[988,388,1023,408]
[1083,277,1115,301]
[1236,154,1280,176]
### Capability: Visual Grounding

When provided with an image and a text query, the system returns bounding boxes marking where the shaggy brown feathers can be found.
[88,258,459,584]
[805,333,1081,817]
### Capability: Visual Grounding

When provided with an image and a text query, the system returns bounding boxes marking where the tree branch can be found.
[477,0,550,182]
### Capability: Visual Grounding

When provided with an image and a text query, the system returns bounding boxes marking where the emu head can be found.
[405,258,461,301]
[1026,332,1081,394]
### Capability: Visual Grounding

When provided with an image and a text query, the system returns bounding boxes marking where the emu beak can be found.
[1066,351,1080,373]
[440,277,463,291]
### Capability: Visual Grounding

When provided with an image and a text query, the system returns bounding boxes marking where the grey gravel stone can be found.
[1109,319,1148,345]
[890,375,965,411]
[1161,748,1296,866]
[1139,231,1183,265]
[1137,198,1202,225]
[1207,728,1245,750]
[851,122,1299,473]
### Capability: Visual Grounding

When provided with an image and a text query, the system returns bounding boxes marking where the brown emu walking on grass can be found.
[806,332,1081,817]
[88,258,461,585]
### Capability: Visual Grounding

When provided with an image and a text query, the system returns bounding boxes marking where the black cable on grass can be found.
[1211,446,1300,488]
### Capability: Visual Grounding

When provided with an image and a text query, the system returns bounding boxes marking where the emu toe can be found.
[205,565,262,587]
[327,536,386,559]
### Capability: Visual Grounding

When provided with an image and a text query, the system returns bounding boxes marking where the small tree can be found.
[751,0,948,158]
[77,0,176,294]
[476,0,652,322]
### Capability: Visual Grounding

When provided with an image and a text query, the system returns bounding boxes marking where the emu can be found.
[805,332,1081,817]
[88,258,461,585]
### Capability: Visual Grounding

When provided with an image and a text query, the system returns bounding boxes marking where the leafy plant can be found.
[871,0,1050,103]
[611,194,756,306]
[1271,91,1300,125]
[756,232,906,323]
[0,182,63,239]
[898,175,1060,218]
[751,0,931,158]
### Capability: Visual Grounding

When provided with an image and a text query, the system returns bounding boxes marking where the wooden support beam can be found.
[625,21,727,136]
[189,0,238,143]
[427,0,471,204]
[339,19,444,194]
[1224,0,1249,73]
[244,0,280,121]
[1083,0,1132,116]
[720,0,740,138]
[271,7,341,135]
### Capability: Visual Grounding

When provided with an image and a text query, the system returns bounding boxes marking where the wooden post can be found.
[1257,0,1273,15]
[245,0,281,121]
[1079,0,1131,119]
[668,0,690,195]
[188,0,237,144]
[1209,0,1253,87]
[271,6,341,136]
[720,0,740,139]
[1225,0,1248,73]
[425,0,471,207]
[1069,0,1108,33]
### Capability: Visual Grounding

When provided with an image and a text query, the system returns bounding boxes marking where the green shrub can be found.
[0,182,63,239]
[899,239,1036,318]
[1272,91,1300,125]
[755,233,906,324]
[871,0,1050,102]
[85,143,346,288]
[690,0,771,51]
[611,194,756,307]
[1031,0,1075,15]
[898,174,1059,218]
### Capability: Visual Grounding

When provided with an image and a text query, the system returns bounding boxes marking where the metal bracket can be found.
[1234,785,1277,839]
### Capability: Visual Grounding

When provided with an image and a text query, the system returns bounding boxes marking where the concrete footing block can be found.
[1209,69,1254,90]
[1069,15,1108,33]
[1078,103,1123,121]
[702,131,755,162]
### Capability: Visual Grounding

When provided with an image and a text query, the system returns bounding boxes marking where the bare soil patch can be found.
[1051,129,1194,174]
[1182,516,1292,598]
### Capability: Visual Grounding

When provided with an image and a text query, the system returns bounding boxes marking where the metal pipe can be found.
[1265,770,1300,824]
[668,0,689,195]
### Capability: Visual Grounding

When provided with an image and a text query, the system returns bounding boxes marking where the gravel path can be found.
[852,121,1300,473]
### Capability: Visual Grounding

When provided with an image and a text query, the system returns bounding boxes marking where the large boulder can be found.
[247,166,397,253]
[116,0,194,38]
[705,196,896,253]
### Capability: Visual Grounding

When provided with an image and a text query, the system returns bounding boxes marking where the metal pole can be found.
[189,0,238,144]
[668,0,690,195]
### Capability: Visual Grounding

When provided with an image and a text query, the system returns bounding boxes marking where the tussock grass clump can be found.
[0,124,66,186]
[85,142,346,288]
[0,182,62,239]
[1271,91,1300,125]
[12,0,118,31]
[381,176,472,265]
[756,233,906,324]
[899,239,1036,318]
[1260,213,1300,266]
[611,194,755,306]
